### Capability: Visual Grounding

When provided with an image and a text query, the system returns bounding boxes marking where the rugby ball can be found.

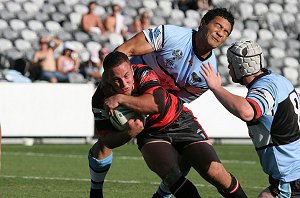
[110,106,142,131]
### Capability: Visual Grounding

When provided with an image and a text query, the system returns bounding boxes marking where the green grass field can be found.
[0,143,267,198]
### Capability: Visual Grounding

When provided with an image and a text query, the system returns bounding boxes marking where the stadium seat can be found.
[183,18,198,29]
[123,15,133,26]
[34,12,50,23]
[269,3,283,14]
[57,3,73,16]
[271,40,286,50]
[242,28,258,41]
[284,3,298,14]
[9,19,26,32]
[268,57,284,69]
[152,8,168,19]
[254,2,268,16]
[96,0,111,7]
[245,20,260,31]
[152,16,166,26]
[230,29,242,40]
[51,12,67,24]
[85,41,102,53]
[270,47,285,59]
[28,20,45,32]
[73,31,90,43]
[282,67,298,86]
[45,21,62,34]
[78,48,90,62]
[17,11,35,22]
[0,38,13,52]
[23,1,39,14]
[158,1,172,15]
[284,57,300,68]
[281,12,295,27]
[258,29,273,41]
[5,1,22,13]
[14,39,31,52]
[94,5,106,17]
[57,31,73,41]
[5,48,24,61]
[273,29,288,40]
[69,12,82,26]
[238,2,253,20]
[63,0,79,6]
[170,9,185,20]
[186,9,201,20]
[0,19,8,31]
[0,10,16,21]
[143,0,157,10]
[111,0,126,8]
[167,17,183,26]
[108,33,124,49]
[30,0,45,8]
[42,3,57,14]
[2,28,19,41]
[73,4,88,15]
[70,40,85,52]
[123,7,138,18]
[21,29,38,42]
[128,0,142,9]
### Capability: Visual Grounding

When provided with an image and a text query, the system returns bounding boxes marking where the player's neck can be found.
[194,33,212,59]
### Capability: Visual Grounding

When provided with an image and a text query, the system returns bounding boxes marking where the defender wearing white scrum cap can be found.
[227,40,264,83]
[201,39,300,198]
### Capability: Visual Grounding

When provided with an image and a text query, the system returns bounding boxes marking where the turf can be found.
[0,143,267,197]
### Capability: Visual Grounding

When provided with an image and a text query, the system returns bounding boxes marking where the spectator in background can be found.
[56,42,84,83]
[81,1,106,35]
[4,58,31,83]
[104,4,128,38]
[128,10,152,35]
[31,36,66,83]
[80,50,104,84]
[177,0,210,12]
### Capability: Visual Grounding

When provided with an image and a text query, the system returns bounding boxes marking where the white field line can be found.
[0,175,264,190]
[3,152,256,165]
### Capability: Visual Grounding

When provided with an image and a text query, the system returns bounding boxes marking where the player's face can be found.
[109,62,134,95]
[204,16,232,48]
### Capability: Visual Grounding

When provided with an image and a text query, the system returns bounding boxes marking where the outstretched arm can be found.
[115,31,153,57]
[200,63,254,121]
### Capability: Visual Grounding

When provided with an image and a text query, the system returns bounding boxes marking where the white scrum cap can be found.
[227,40,264,81]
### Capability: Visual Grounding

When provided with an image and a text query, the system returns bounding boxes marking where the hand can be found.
[200,62,222,91]
[127,118,144,138]
[103,94,121,116]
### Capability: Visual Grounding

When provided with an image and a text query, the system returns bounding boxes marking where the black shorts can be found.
[268,176,300,197]
[136,109,209,152]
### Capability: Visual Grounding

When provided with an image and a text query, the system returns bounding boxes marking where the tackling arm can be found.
[115,32,153,57]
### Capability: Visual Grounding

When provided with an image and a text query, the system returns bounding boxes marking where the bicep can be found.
[116,32,153,57]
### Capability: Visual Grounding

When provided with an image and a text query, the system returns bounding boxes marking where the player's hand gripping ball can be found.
[110,106,144,131]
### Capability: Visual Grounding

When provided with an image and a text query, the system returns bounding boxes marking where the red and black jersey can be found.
[92,64,183,134]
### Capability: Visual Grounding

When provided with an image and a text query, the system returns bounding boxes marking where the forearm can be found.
[118,94,159,114]
[115,32,153,57]
[211,87,254,121]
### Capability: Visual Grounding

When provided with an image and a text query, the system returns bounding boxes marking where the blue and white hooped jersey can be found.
[246,70,300,182]
[131,25,218,103]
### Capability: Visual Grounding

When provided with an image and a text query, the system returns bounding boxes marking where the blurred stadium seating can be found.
[0,0,299,86]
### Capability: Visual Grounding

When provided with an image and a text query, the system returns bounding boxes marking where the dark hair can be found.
[89,1,96,7]
[201,8,234,33]
[103,51,130,71]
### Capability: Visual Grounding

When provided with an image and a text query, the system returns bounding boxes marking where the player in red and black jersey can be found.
[89,51,246,198]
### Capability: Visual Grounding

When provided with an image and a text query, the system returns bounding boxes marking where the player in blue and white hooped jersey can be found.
[201,39,300,198]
